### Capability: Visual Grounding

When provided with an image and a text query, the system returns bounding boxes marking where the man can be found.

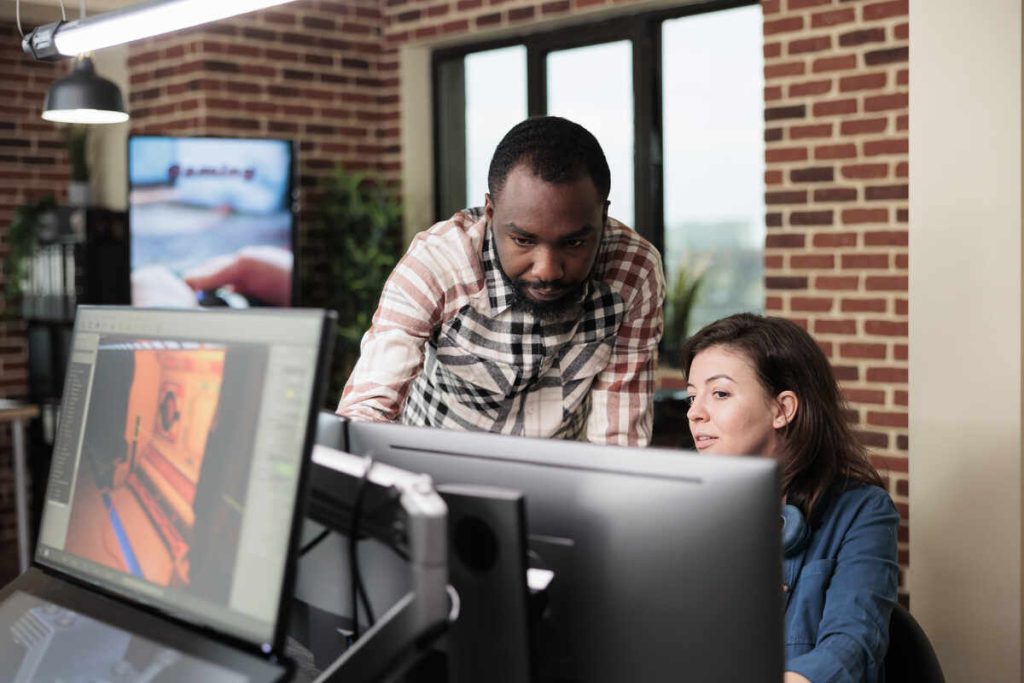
[338,116,665,446]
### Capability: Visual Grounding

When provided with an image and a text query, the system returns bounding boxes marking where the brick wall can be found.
[760,0,909,600]
[0,22,71,582]
[2,0,910,599]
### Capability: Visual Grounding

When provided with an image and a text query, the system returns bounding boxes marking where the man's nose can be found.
[531,247,564,283]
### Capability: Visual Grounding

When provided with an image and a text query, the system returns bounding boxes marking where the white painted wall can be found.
[909,1,1022,680]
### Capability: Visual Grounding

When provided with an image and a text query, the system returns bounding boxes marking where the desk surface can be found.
[0,399,39,422]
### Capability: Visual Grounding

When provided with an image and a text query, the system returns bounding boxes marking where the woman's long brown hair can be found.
[680,313,883,522]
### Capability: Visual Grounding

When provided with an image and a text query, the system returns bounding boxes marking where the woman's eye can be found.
[712,390,730,399]
[685,395,695,406]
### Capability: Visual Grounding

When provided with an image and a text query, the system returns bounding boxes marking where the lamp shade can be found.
[42,56,129,124]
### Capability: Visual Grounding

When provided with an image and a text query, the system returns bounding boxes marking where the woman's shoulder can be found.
[825,482,899,526]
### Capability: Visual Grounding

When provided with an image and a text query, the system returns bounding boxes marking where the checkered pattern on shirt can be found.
[337,208,665,446]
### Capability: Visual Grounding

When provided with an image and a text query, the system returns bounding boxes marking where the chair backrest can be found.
[884,603,945,683]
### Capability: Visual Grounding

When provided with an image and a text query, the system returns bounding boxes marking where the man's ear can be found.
[773,391,799,429]
[602,200,609,227]
[485,193,494,221]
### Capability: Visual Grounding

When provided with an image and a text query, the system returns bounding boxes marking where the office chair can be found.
[883,603,945,682]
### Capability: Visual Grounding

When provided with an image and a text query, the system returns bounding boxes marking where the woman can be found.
[680,313,899,683]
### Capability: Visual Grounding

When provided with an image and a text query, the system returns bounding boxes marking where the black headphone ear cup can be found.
[781,504,809,557]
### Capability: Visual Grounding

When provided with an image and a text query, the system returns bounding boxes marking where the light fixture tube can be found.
[23,0,298,60]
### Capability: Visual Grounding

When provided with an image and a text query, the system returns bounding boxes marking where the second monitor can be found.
[333,417,783,682]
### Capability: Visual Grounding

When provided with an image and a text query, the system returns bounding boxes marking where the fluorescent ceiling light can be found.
[24,0,298,60]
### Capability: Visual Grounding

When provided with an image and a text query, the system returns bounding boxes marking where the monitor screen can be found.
[128,136,294,308]
[344,420,784,682]
[34,306,331,651]
[0,591,248,682]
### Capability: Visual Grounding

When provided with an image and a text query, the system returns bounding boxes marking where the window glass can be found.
[662,5,764,337]
[546,41,635,227]
[465,46,528,209]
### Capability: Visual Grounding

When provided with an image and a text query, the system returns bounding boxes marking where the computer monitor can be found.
[30,306,334,654]
[344,419,784,682]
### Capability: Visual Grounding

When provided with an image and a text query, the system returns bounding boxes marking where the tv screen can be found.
[128,136,295,308]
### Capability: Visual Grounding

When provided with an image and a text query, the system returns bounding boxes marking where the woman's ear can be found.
[773,391,799,429]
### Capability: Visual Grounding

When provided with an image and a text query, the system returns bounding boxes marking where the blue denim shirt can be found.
[784,484,899,683]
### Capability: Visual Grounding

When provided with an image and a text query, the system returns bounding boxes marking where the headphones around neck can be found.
[782,504,809,557]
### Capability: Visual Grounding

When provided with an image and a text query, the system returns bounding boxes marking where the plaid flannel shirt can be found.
[337,208,665,446]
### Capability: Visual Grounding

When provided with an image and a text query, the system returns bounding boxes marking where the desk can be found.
[0,399,39,573]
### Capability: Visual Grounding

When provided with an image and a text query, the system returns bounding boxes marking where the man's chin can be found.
[512,288,581,320]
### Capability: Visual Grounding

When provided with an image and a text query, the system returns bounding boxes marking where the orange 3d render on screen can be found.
[64,343,232,589]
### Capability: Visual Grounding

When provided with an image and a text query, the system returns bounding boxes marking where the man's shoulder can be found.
[405,208,487,273]
[598,218,665,293]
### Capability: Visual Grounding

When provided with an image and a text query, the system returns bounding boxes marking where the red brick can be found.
[790,124,833,139]
[791,297,834,312]
[895,298,908,315]
[789,79,833,98]
[894,23,909,40]
[866,276,908,291]
[816,319,857,335]
[788,0,830,8]
[864,139,909,156]
[812,55,857,73]
[814,232,858,248]
[872,454,908,473]
[766,170,784,185]
[842,163,888,179]
[816,276,859,291]
[864,0,909,21]
[763,0,781,13]
[894,344,908,361]
[840,73,887,92]
[791,254,835,269]
[814,99,858,116]
[765,16,804,35]
[765,254,784,269]
[865,93,909,112]
[866,320,908,336]
[841,118,888,135]
[766,276,809,290]
[866,184,908,200]
[766,296,785,311]
[766,233,807,248]
[868,411,909,428]
[864,230,907,246]
[767,147,809,163]
[868,368,909,385]
[766,85,784,101]
[765,61,802,79]
[767,190,809,204]
[896,114,909,131]
[843,208,889,224]
[815,144,858,160]
[844,388,887,404]
[791,210,835,226]
[765,42,783,59]
[894,390,909,406]
[814,187,858,202]
[812,8,856,28]
[842,253,889,269]
[789,36,832,55]
[841,343,887,360]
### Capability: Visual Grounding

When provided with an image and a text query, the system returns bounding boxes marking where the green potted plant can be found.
[3,194,57,315]
[300,167,403,405]
[662,259,707,367]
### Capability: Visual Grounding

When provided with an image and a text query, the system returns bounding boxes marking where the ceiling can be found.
[2,0,137,26]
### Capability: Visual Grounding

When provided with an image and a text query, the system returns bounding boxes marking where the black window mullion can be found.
[527,44,547,116]
[632,17,664,256]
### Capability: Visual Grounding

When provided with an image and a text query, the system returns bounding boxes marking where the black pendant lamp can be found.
[42,55,128,125]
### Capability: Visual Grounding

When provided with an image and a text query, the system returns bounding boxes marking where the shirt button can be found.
[782,584,789,593]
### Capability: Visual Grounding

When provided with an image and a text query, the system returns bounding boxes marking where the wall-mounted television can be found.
[128,135,295,308]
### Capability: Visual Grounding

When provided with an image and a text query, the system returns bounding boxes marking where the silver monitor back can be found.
[344,419,784,683]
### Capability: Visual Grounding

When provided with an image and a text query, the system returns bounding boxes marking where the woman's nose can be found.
[686,397,705,422]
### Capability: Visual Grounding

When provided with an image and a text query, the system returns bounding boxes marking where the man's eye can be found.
[563,238,586,248]
[511,236,533,247]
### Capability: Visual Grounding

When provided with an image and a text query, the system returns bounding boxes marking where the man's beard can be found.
[496,258,586,321]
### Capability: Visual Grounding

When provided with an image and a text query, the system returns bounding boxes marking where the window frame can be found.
[431,0,758,261]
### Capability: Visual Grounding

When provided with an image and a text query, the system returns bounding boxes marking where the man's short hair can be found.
[487,116,611,203]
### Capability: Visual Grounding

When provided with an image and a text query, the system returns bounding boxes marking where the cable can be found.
[58,0,66,21]
[349,457,376,641]
[298,528,331,557]
[16,0,22,37]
